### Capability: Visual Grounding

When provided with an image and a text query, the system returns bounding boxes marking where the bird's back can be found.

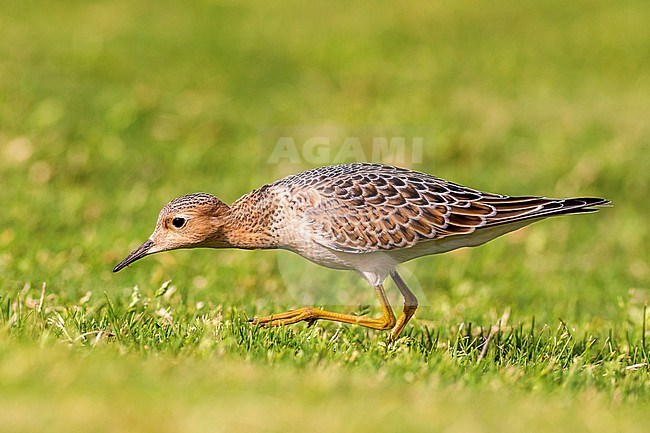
[247,163,607,257]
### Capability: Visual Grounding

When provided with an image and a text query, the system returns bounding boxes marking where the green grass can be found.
[1,0,649,431]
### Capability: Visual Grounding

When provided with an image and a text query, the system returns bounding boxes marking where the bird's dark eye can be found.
[172,217,186,229]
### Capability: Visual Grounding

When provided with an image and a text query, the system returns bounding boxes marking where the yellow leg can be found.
[251,284,397,332]
[389,271,419,340]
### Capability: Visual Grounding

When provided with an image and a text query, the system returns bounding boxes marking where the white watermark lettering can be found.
[266,131,426,165]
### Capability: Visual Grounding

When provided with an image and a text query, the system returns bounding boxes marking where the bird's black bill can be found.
[113,239,155,273]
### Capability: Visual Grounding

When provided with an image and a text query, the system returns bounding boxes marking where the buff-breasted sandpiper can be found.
[114,163,610,340]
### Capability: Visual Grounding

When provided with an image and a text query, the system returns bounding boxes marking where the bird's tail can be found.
[482,196,611,228]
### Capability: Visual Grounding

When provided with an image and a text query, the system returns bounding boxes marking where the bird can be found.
[113,162,610,341]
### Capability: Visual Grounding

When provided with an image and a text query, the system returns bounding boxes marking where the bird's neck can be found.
[221,190,278,250]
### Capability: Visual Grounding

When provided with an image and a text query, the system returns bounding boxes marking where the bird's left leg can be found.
[250,283,397,332]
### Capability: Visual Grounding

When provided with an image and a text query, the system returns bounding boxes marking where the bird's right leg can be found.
[389,270,419,340]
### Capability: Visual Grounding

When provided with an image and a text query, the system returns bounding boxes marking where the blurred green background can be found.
[1,0,649,432]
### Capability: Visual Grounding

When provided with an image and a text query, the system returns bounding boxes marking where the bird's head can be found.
[113,193,230,273]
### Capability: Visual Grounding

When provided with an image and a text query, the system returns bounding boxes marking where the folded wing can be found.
[299,165,609,253]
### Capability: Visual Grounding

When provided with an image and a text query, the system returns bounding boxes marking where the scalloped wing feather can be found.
[283,164,609,254]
